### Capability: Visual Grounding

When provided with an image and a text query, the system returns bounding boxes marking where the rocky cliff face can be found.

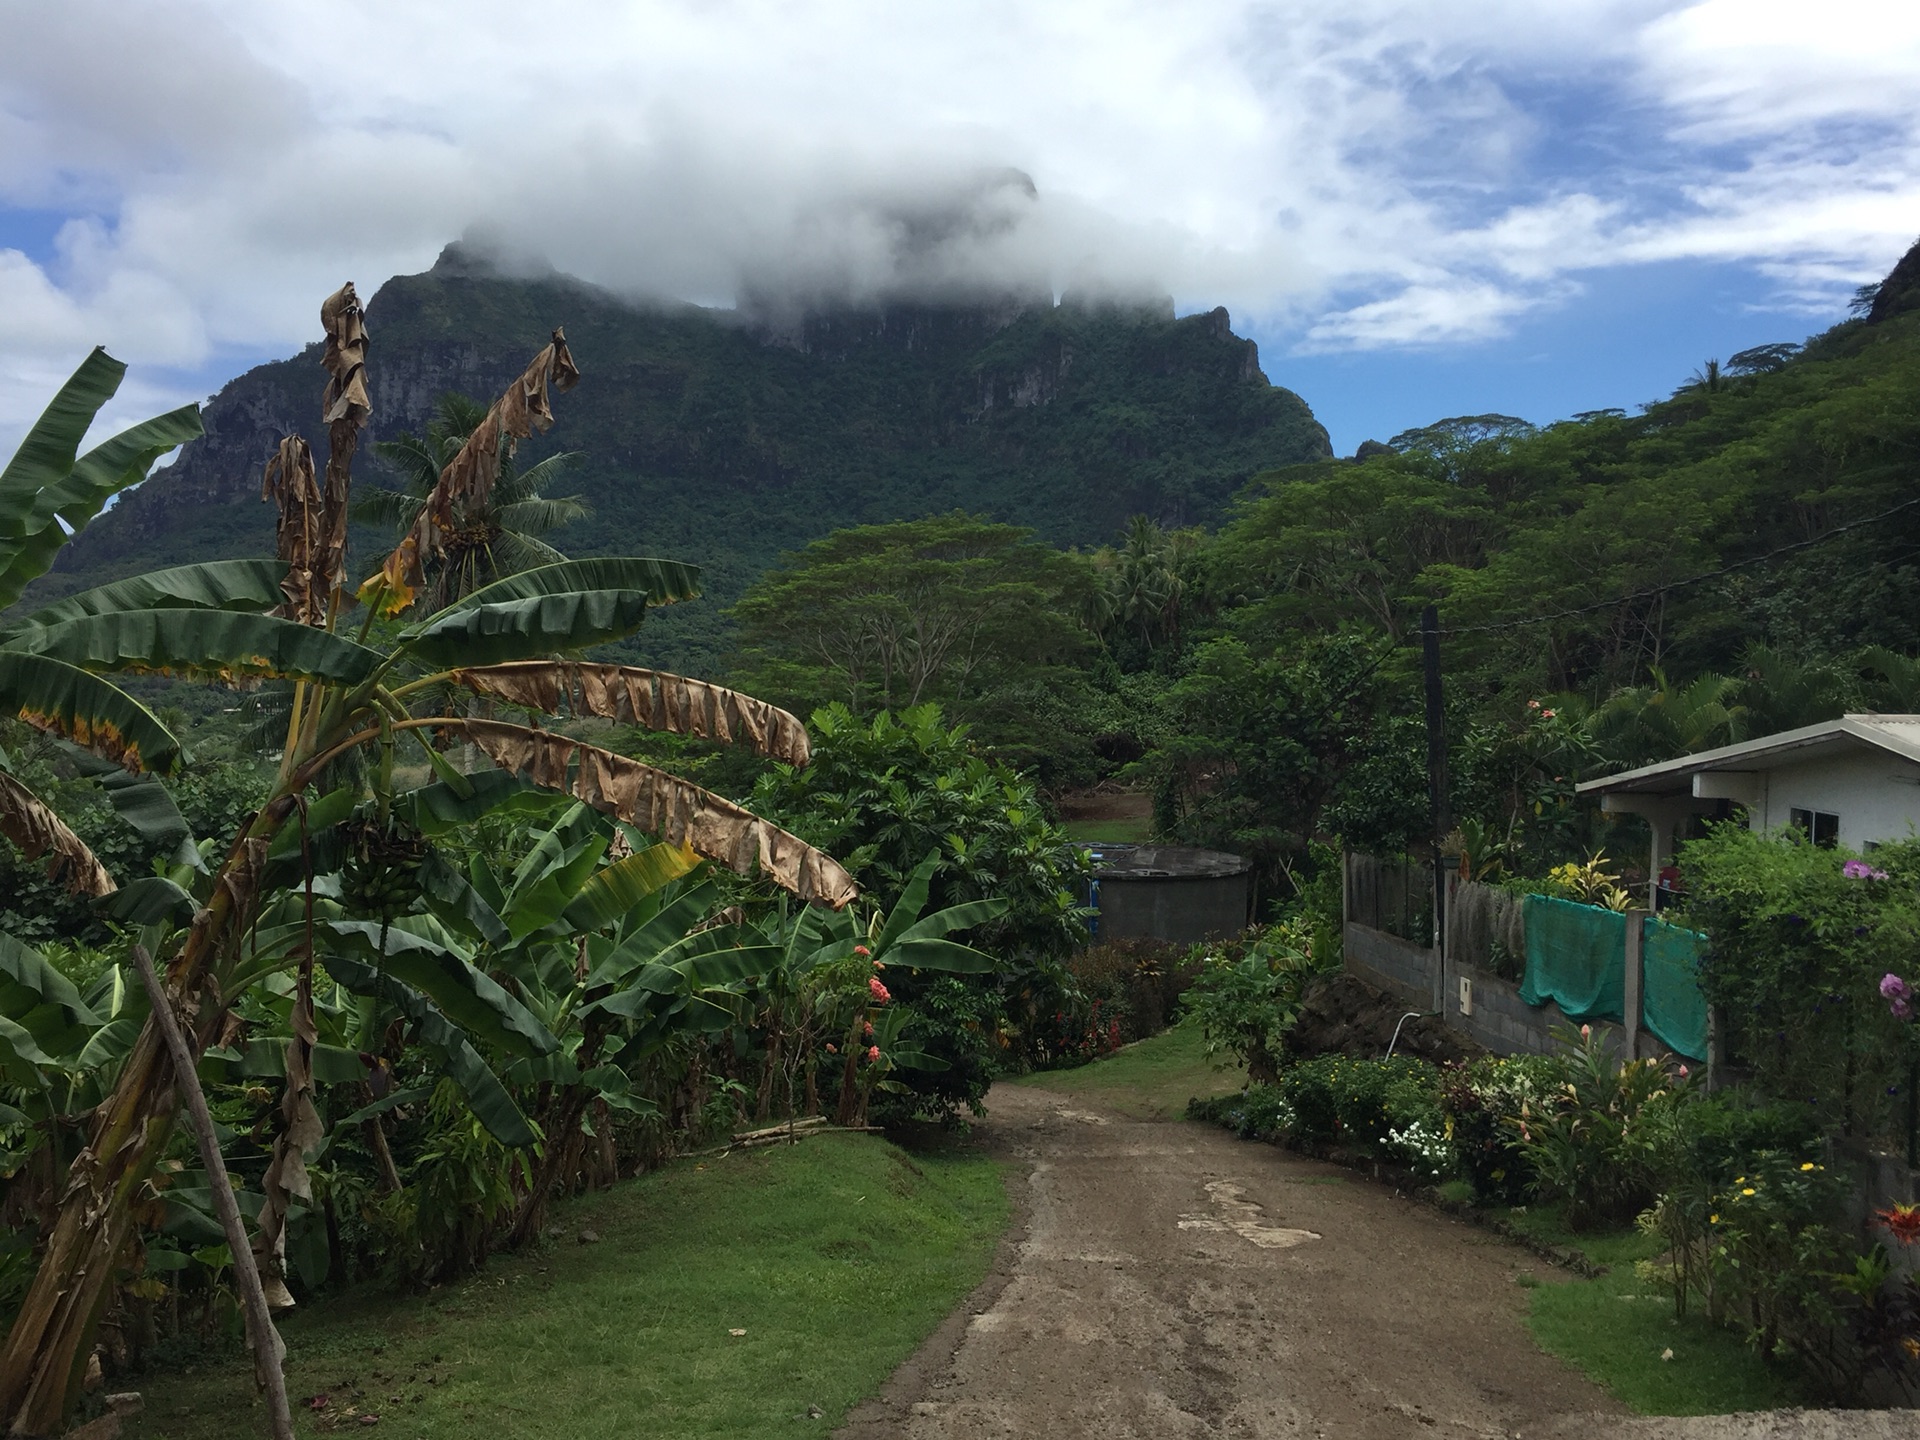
[47,246,1330,669]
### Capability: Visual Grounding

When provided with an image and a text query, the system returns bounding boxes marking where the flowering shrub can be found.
[1383,1119,1453,1180]
[1677,825,1920,1145]
[1437,1054,1557,1205]
[1506,1024,1690,1229]
[1274,1055,1445,1158]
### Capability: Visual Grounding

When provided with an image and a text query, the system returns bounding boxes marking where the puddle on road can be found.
[1178,1180,1321,1250]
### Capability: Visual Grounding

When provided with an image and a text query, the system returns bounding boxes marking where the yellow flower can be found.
[1800,1162,1814,1172]
[1741,1187,1756,1196]
[1709,1213,1720,1224]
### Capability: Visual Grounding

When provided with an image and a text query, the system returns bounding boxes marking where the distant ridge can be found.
[43,246,1331,671]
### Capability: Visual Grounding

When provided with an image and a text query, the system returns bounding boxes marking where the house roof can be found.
[1575,714,1920,798]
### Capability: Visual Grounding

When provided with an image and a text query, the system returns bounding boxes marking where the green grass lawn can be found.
[1500,1203,1806,1415]
[1007,1018,1244,1119]
[1061,816,1152,845]
[128,1134,1007,1440]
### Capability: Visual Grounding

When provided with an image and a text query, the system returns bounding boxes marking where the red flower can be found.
[853,944,870,958]
[868,977,891,1004]
[866,1045,881,1062]
[1877,1203,1920,1246]
[863,1021,874,1039]
[826,1043,838,1054]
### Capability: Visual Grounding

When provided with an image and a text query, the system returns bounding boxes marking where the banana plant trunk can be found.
[0,798,293,1437]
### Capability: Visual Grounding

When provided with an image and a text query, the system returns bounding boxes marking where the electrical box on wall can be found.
[1458,976,1473,1016]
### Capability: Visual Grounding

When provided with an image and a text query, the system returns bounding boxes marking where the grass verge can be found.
[1008,1018,1243,1120]
[1501,1203,1807,1415]
[128,1133,1007,1440]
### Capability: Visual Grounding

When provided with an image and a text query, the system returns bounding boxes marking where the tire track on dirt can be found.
[838,1083,1622,1439]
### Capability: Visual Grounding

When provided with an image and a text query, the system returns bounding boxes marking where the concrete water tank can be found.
[1085,845,1252,944]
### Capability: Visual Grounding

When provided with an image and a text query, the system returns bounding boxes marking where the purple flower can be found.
[1844,859,1889,880]
[1884,973,1914,1021]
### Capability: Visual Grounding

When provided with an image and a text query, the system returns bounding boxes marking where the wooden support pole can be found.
[129,946,294,1440]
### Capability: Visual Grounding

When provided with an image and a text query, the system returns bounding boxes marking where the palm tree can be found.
[1589,668,1745,770]
[356,392,591,609]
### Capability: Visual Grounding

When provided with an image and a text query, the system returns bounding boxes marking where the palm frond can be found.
[495,496,590,535]
[351,483,426,532]
[495,450,582,505]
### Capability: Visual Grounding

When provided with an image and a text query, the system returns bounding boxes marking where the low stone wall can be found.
[1342,922,1432,1007]
[1343,922,1621,1059]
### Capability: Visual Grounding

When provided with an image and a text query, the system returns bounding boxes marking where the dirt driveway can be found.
[839,1082,1620,1439]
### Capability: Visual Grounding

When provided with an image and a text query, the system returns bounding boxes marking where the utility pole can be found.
[1422,604,1450,1013]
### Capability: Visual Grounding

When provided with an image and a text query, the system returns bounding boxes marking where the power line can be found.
[1441,490,1920,636]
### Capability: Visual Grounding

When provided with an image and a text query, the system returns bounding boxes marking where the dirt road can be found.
[839,1083,1620,1439]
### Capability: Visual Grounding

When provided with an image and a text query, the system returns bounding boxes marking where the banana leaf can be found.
[0,652,183,772]
[556,843,702,934]
[4,610,385,685]
[418,557,701,619]
[400,588,653,668]
[94,876,195,928]
[0,559,287,636]
[0,933,99,1055]
[319,952,535,1147]
[320,920,558,1058]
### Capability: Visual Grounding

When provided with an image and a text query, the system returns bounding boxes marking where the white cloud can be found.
[0,0,1917,448]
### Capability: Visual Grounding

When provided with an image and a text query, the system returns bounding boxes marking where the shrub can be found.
[1507,1025,1689,1229]
[1436,1054,1557,1205]
[1276,1055,1444,1160]
[1677,825,1918,1144]
[1183,921,1331,1083]
[1065,937,1199,1043]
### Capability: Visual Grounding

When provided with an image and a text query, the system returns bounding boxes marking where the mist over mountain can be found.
[43,243,1330,671]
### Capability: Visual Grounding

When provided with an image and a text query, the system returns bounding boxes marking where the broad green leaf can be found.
[556,842,701,934]
[57,740,200,868]
[318,952,535,1147]
[94,876,195,928]
[423,557,702,619]
[0,652,183,772]
[399,588,652,667]
[0,933,99,1056]
[1,559,287,636]
[0,398,204,608]
[392,770,564,835]
[336,1084,434,1128]
[232,1040,371,1086]
[5,610,384,685]
[418,852,509,947]
[321,919,558,1058]
[584,879,724,986]
[884,937,998,973]
[894,897,1010,944]
[0,349,125,535]
[872,849,943,957]
[0,1014,55,1080]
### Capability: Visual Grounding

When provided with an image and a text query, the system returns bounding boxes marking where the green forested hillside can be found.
[36,246,1329,673]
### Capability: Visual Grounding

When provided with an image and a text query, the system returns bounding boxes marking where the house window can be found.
[1790,808,1840,848]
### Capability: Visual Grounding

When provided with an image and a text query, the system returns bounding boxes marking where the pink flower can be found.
[853,944,870,957]
[826,1043,838,1054]
[1884,973,1914,1021]
[868,977,891,1004]
[1846,859,1889,880]
[1677,1064,1690,1078]
[1580,1024,1591,1039]
[862,1021,873,1039]
[1540,709,1556,719]
[1527,699,1540,709]
[866,1046,881,1062]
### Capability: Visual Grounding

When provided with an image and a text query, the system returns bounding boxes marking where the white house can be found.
[1576,714,1920,907]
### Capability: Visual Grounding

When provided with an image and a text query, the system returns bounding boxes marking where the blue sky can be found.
[1,1,1916,459]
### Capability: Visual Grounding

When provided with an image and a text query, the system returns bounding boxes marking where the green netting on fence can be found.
[1641,918,1709,1062]
[1520,895,1626,1023]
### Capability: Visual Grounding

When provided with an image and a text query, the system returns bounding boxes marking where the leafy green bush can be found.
[1276,1055,1445,1159]
[1678,825,1918,1144]
[750,703,1090,1118]
[1182,921,1329,1083]
[1436,1054,1557,1204]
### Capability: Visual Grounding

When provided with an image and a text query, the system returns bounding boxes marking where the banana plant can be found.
[0,334,858,1433]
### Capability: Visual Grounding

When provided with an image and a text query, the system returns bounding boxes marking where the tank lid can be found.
[1085,844,1251,879]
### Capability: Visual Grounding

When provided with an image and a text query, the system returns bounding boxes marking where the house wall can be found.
[1745,750,1920,848]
